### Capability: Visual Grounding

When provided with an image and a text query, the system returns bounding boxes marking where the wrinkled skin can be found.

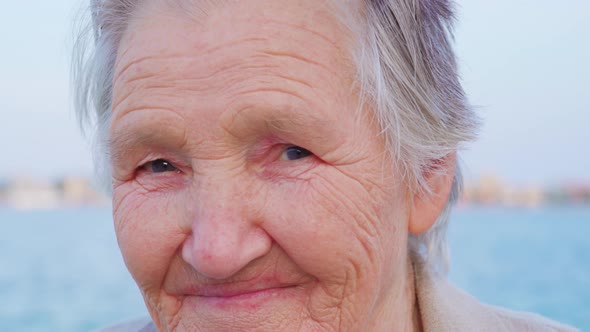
[110,0,425,331]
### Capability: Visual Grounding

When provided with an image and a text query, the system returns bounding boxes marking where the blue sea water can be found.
[0,206,588,331]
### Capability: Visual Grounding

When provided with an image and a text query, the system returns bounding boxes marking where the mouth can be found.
[182,283,304,310]
[197,283,299,298]
[163,256,317,311]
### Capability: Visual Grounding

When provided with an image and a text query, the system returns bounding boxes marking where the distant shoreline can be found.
[1,175,588,210]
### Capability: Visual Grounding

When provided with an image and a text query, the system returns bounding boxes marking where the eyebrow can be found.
[109,122,189,166]
[222,104,331,142]
[109,129,153,161]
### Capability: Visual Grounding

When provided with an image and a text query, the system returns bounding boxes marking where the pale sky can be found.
[1,0,588,185]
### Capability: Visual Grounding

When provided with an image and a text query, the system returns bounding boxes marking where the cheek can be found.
[113,184,187,291]
[263,167,406,284]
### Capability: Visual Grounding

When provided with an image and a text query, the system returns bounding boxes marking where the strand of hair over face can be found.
[71,0,479,275]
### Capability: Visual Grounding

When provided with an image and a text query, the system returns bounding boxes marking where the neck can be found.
[369,256,423,332]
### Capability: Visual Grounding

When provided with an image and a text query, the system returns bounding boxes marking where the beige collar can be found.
[413,258,578,332]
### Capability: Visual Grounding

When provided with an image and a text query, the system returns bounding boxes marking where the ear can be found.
[408,152,457,235]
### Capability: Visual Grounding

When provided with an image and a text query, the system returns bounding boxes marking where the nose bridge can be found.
[197,174,238,213]
[181,174,271,279]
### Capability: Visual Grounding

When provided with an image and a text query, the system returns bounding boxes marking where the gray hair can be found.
[72,0,479,274]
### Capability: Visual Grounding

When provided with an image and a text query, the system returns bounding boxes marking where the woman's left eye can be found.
[141,159,178,173]
[280,146,312,161]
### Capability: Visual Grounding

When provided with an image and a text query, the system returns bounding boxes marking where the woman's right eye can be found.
[141,159,178,173]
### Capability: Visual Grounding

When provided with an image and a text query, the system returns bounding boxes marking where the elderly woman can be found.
[73,0,576,331]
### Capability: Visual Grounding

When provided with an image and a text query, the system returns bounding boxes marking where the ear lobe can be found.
[408,153,457,235]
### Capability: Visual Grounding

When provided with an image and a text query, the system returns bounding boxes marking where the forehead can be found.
[111,0,359,138]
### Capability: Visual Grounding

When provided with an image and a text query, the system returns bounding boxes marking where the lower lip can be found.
[185,286,300,310]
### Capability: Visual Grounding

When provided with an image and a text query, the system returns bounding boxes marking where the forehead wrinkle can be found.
[138,0,231,26]
[117,50,280,94]
[113,54,190,95]
[112,68,163,113]
[256,50,339,79]
[114,36,268,83]
[113,32,334,94]
[112,50,328,121]
[259,18,343,52]
[112,6,352,112]
[232,88,308,108]
[112,40,279,112]
[267,72,313,90]
[114,2,349,86]
[112,21,228,98]
[111,74,191,121]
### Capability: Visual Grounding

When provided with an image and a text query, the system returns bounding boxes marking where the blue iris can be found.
[149,159,177,173]
[284,146,311,161]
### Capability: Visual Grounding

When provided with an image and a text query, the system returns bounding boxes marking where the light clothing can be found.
[414,261,578,332]
[99,261,578,331]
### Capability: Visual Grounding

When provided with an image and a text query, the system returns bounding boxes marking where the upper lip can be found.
[164,255,317,298]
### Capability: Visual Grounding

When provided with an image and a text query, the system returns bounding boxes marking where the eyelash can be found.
[280,145,312,161]
[140,159,180,174]
[135,144,314,178]
[131,156,187,192]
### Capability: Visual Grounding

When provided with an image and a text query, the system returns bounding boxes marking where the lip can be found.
[168,274,313,310]
[182,283,303,310]
[195,283,298,298]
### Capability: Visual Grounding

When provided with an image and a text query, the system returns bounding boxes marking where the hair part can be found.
[72,0,479,274]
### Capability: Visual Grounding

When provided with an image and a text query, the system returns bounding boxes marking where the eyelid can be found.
[279,145,312,161]
[135,155,188,174]
[140,159,179,173]
[132,157,189,191]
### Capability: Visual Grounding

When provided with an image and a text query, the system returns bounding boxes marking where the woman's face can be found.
[110,0,412,330]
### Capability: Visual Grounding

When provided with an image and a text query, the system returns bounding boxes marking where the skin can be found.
[109,0,455,330]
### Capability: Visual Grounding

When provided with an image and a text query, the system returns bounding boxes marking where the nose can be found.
[181,179,272,279]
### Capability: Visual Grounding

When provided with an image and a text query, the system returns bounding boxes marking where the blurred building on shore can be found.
[0,173,588,209]
[57,176,110,207]
[461,174,590,207]
[0,177,61,209]
[0,176,109,209]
